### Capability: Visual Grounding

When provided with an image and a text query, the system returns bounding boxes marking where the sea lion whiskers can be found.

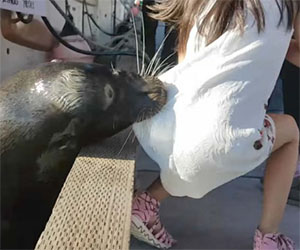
[117,128,134,156]
[131,10,140,74]
[135,107,147,123]
[144,27,174,77]
[151,52,176,77]
[150,55,163,77]
[140,11,146,77]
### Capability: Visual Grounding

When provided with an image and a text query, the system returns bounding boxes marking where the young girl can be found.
[131,0,300,249]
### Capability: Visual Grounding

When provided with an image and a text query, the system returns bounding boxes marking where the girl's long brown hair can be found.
[149,0,298,57]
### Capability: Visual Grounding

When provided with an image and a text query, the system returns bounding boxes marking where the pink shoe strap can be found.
[132,192,160,224]
[275,234,295,249]
[132,192,176,247]
[255,229,295,250]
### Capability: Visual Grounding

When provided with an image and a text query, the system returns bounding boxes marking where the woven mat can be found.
[35,129,137,250]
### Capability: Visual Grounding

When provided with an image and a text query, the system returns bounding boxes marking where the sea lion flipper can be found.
[37,118,84,183]
[48,118,87,149]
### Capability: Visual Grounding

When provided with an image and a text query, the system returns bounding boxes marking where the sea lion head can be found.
[72,63,167,139]
[110,71,167,123]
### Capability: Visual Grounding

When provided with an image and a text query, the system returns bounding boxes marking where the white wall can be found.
[0,35,46,82]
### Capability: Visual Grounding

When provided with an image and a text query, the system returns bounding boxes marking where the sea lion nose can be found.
[148,85,167,104]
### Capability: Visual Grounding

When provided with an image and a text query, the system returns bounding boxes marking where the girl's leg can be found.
[132,147,173,249]
[131,177,175,249]
[147,177,170,202]
[259,113,299,234]
[145,112,299,231]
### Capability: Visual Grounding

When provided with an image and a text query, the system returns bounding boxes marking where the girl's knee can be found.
[269,113,299,150]
[282,114,299,143]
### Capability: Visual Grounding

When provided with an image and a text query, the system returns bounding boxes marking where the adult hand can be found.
[1,9,58,51]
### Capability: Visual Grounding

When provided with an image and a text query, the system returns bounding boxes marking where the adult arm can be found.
[1,9,58,51]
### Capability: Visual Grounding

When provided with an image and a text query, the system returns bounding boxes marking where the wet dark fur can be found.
[0,62,166,249]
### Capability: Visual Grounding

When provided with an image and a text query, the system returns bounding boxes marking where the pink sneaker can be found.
[253,229,295,250]
[131,192,176,249]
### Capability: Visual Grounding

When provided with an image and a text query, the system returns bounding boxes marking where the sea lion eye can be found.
[105,84,114,98]
[103,84,115,109]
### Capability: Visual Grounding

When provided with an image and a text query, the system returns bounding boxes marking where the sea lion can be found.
[0,62,167,249]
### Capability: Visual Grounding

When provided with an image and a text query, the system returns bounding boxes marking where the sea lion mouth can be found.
[136,76,167,122]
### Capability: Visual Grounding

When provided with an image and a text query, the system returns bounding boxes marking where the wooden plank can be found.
[35,129,136,250]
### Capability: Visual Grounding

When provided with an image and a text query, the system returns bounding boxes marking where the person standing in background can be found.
[134,0,178,66]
